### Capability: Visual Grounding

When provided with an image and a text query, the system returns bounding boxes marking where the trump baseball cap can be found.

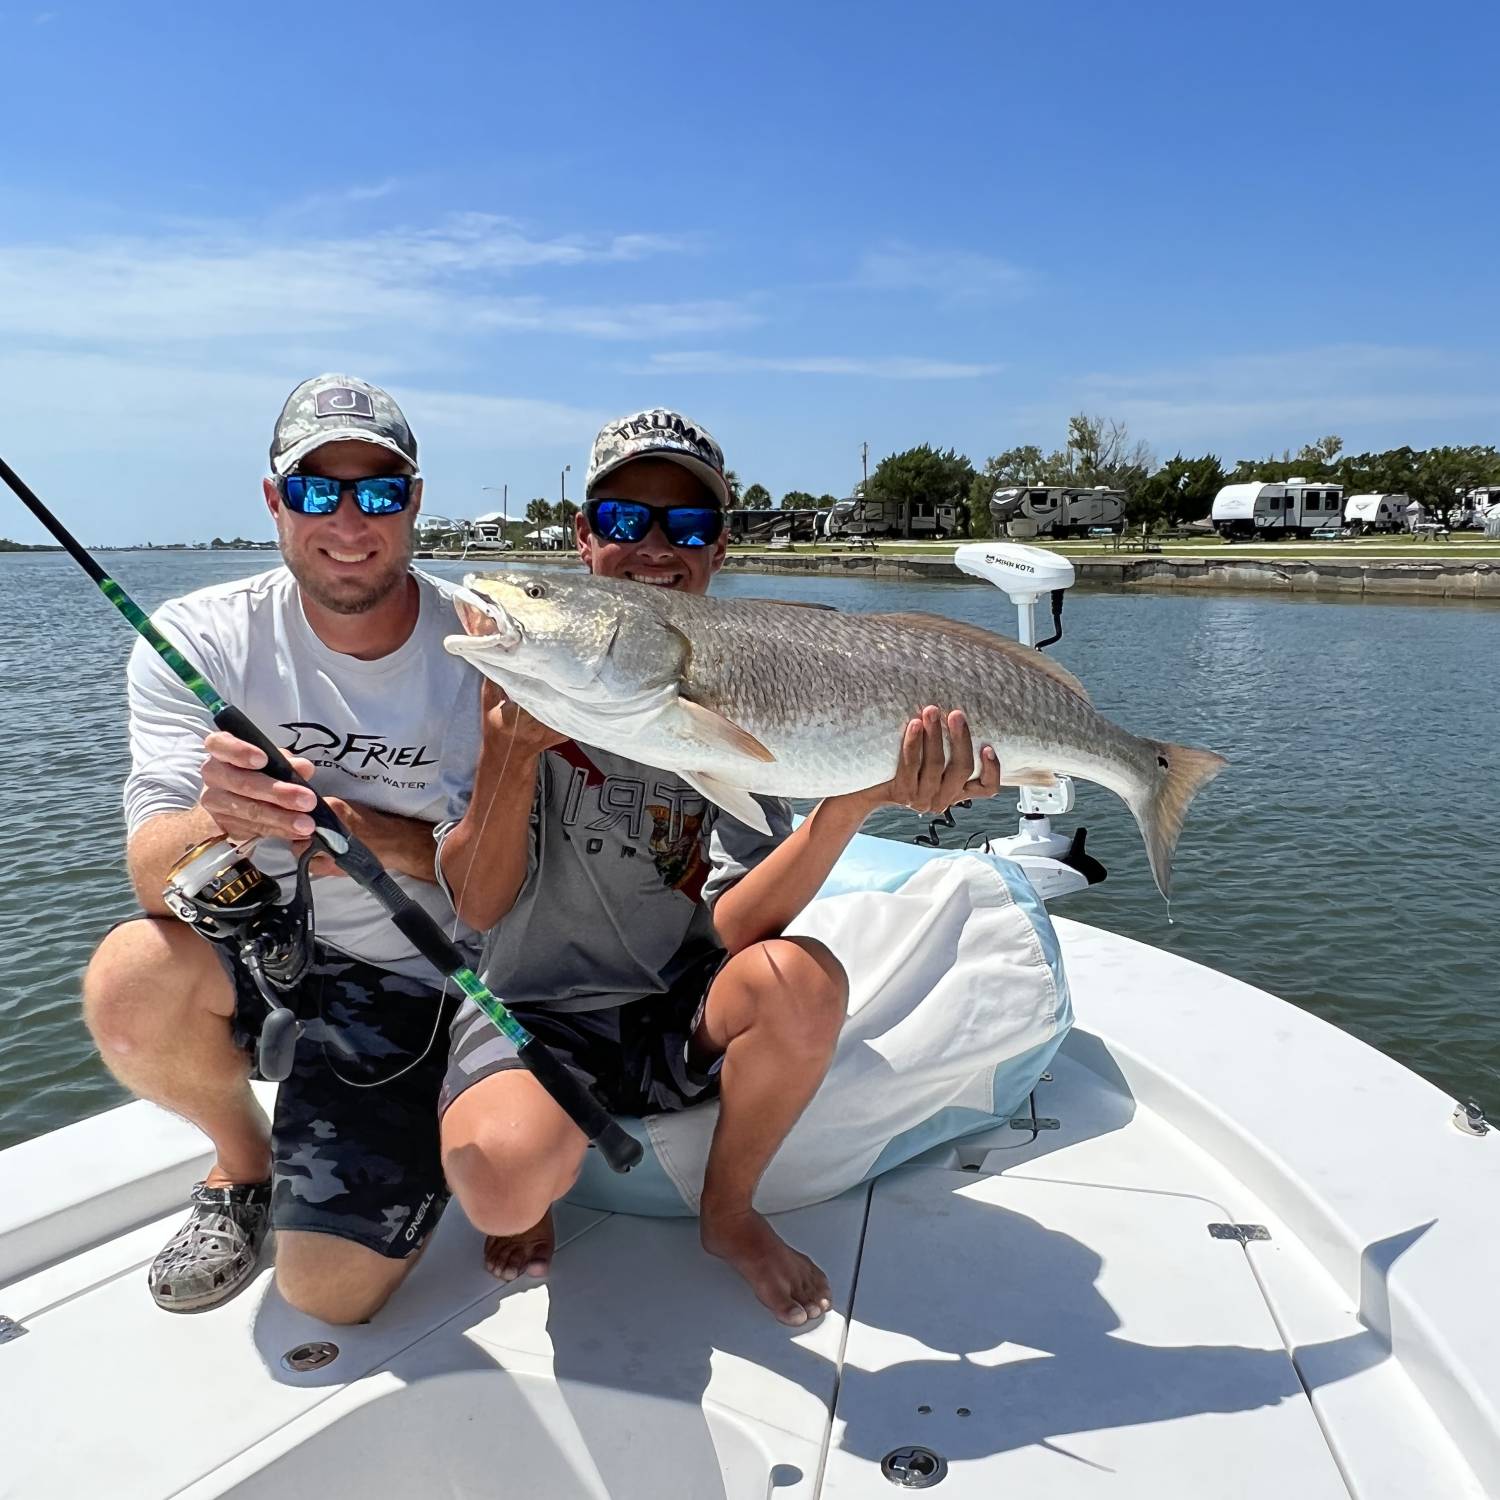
[586,408,729,506]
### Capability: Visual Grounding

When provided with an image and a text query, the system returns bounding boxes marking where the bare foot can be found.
[484,1209,555,1282]
[700,1206,831,1326]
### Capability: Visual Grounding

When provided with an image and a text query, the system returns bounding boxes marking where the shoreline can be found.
[430,548,1500,601]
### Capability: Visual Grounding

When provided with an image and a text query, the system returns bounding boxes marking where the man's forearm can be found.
[127,808,223,914]
[710,794,876,954]
[437,749,543,932]
[338,802,443,883]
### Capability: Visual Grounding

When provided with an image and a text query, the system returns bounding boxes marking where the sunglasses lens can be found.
[284,476,342,514]
[355,477,409,515]
[663,508,722,548]
[591,500,652,542]
[282,475,411,515]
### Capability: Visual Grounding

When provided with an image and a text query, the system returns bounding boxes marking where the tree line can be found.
[726,418,1500,538]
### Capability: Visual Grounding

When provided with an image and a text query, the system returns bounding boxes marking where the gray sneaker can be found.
[148,1180,272,1313]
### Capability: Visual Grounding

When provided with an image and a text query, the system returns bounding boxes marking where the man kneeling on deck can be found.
[436,409,1003,1325]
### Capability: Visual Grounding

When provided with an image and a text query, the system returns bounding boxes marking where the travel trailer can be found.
[728,509,824,544]
[1211,478,1345,539]
[823,495,962,539]
[1343,493,1408,534]
[988,485,1126,539]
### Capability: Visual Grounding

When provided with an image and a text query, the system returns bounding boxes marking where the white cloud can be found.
[0,348,605,542]
[644,351,1000,379]
[854,243,1030,301]
[0,215,736,346]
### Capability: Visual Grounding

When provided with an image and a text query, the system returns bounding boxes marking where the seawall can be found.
[717,551,1500,600]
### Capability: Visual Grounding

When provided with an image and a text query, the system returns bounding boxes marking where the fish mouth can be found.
[449,581,521,650]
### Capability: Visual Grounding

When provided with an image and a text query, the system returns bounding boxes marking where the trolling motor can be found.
[951,542,1107,901]
[162,838,316,1081]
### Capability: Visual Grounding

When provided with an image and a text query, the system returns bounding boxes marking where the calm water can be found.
[1,550,1496,1150]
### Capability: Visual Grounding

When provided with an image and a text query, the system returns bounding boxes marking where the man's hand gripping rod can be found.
[0,452,642,1173]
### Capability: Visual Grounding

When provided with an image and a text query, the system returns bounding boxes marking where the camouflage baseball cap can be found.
[269,373,418,476]
[586,408,729,506]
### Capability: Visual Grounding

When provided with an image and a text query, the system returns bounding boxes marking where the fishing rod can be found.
[0,453,642,1174]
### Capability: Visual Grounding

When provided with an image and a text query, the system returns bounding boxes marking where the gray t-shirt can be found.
[437,740,791,1012]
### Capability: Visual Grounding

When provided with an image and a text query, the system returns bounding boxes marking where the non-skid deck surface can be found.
[8,1041,1483,1498]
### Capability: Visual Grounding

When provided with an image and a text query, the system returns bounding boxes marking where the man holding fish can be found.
[436,409,1005,1326]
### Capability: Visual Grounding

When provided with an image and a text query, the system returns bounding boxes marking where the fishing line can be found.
[0,454,640,1173]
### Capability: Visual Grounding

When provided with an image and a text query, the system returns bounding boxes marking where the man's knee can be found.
[737,937,849,1054]
[441,1075,586,1235]
[83,917,230,1057]
[274,1231,413,1326]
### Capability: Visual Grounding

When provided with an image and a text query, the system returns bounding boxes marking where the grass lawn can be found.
[730,536,1500,562]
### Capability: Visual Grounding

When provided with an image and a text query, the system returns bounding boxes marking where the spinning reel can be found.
[162,837,316,1082]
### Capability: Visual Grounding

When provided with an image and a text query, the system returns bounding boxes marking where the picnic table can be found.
[1411,522,1451,541]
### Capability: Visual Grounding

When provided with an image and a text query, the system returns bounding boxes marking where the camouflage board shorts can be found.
[223,941,460,1258]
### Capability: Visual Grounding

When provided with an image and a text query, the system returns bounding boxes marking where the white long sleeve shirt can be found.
[124,566,481,980]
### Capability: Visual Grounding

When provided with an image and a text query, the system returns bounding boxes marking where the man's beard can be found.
[279,523,413,615]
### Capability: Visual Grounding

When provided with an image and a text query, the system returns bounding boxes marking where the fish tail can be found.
[1127,740,1228,900]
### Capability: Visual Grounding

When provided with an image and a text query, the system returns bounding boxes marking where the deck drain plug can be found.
[281,1341,340,1373]
[881,1446,947,1488]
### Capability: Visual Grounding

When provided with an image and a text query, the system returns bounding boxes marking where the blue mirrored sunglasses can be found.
[584,498,724,548]
[278,474,415,516]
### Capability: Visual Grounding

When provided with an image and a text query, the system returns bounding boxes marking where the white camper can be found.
[1462,486,1500,530]
[1343,492,1408,534]
[988,485,1126,538]
[1211,478,1345,539]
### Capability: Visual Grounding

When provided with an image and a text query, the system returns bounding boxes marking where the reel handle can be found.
[257,1005,302,1083]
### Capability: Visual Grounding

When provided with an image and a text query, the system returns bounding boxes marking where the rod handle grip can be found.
[213,705,347,839]
[519,1039,644,1173]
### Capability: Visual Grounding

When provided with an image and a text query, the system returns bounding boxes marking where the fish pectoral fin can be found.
[679,771,773,836]
[674,699,776,764]
[1001,767,1060,788]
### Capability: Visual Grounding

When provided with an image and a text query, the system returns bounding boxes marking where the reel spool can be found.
[163,837,315,1081]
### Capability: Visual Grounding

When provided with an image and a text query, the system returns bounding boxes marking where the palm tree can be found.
[724,469,744,507]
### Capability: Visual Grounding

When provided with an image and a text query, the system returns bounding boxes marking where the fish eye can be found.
[524,583,546,600]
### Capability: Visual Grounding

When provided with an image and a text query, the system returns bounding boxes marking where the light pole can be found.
[481,483,507,548]
[559,464,571,551]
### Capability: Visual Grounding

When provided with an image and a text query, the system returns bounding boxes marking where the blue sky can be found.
[3,0,1498,544]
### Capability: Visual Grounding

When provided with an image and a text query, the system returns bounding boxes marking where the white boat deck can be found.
[2,919,1495,1498]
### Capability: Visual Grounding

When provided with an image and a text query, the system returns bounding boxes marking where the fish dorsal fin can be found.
[880,612,1092,704]
[736,598,838,611]
[674,699,777,763]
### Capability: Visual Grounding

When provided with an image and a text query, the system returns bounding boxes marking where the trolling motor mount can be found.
[163,837,315,1081]
[951,542,1104,900]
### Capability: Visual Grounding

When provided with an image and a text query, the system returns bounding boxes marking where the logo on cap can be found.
[315,387,375,420]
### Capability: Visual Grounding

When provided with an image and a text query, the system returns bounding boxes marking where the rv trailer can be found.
[823,495,962,539]
[988,485,1126,539]
[1211,478,1345,539]
[1343,493,1408,534]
